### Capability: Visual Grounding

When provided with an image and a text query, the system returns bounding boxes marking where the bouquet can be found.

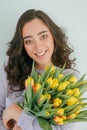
[18,62,87,130]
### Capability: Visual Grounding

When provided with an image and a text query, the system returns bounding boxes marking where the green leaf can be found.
[35,110,47,117]
[53,63,66,78]
[61,73,74,82]
[38,98,46,109]
[30,61,35,76]
[17,102,24,108]
[42,104,54,109]
[37,117,52,130]
[33,104,40,112]
[77,110,87,118]
[64,118,87,124]
[24,83,32,109]
[23,107,30,114]
[65,103,80,113]
[40,65,53,83]
[33,86,43,104]
[78,74,86,82]
[53,67,62,78]
[79,84,87,91]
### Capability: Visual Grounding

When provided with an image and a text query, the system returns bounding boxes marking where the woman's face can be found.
[22,18,54,70]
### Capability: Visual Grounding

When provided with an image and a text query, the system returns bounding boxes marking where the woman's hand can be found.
[2,104,23,129]
[13,123,22,130]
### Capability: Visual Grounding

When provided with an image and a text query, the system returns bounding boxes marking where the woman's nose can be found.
[35,39,42,50]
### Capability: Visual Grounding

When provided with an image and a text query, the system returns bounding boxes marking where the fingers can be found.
[13,123,22,130]
[2,110,9,129]
[2,110,16,129]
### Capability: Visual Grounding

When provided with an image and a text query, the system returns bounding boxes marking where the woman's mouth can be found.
[35,50,47,57]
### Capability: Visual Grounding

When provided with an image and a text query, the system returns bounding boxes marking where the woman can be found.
[0,9,79,130]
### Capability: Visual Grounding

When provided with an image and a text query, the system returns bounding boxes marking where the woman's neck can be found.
[35,62,53,71]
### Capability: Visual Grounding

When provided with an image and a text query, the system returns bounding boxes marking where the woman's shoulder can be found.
[63,68,80,80]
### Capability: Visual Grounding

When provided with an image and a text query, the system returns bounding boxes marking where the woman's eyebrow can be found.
[37,31,48,36]
[23,35,33,40]
[23,31,48,40]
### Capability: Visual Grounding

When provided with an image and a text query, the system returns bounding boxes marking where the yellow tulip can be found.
[33,83,41,93]
[45,65,55,72]
[50,78,58,89]
[73,105,82,114]
[77,80,87,86]
[67,96,78,106]
[47,77,53,86]
[81,80,87,84]
[25,76,34,89]
[46,111,50,116]
[69,76,77,83]
[66,89,73,96]
[58,74,64,81]
[38,94,45,103]
[54,116,64,125]
[58,81,69,91]
[54,116,60,122]
[61,115,66,120]
[56,108,64,115]
[45,94,51,100]
[66,88,80,97]
[57,117,64,125]
[53,98,62,108]
[67,113,77,120]
[73,88,80,97]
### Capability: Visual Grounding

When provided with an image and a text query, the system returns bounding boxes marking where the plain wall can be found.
[0,0,87,129]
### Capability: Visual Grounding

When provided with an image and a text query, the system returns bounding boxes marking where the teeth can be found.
[36,51,46,56]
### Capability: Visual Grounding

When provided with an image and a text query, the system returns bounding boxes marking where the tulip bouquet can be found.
[18,62,87,130]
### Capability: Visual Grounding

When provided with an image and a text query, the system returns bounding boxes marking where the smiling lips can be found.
[35,50,47,57]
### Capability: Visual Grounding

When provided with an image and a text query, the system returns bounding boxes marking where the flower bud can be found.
[58,74,64,81]
[61,115,66,120]
[69,76,77,83]
[38,94,45,103]
[58,81,69,91]
[25,76,34,89]
[45,94,51,100]
[53,98,62,107]
[47,77,53,86]
[56,108,64,115]
[67,96,78,106]
[67,113,77,120]
[50,78,58,89]
[73,88,80,97]
[54,116,64,125]
[66,89,73,96]
[46,65,55,72]
[46,111,50,116]
[33,83,41,93]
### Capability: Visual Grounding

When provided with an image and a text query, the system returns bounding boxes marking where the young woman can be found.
[0,9,79,130]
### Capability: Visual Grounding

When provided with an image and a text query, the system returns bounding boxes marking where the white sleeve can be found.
[17,112,74,130]
[56,123,75,130]
[17,111,36,130]
[0,65,8,130]
[0,120,6,130]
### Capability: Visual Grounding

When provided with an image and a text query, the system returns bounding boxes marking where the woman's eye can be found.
[25,40,32,44]
[41,35,48,39]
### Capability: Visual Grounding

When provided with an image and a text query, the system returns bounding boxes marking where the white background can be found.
[0,0,87,129]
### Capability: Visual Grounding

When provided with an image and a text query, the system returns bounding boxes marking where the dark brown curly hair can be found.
[5,9,76,91]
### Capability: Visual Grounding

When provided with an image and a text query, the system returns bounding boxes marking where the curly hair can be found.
[5,9,76,91]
